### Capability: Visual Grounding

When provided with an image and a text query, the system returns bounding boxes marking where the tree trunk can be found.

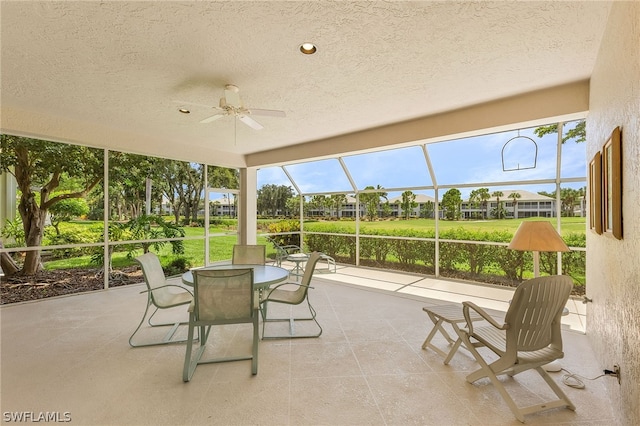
[190,200,198,222]
[183,204,191,225]
[0,241,20,276]
[172,202,181,224]
[21,209,47,275]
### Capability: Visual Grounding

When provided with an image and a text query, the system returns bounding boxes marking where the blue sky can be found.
[257,121,586,199]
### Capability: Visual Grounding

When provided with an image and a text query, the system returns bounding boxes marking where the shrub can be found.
[210,218,237,229]
[389,231,427,265]
[306,233,355,260]
[540,232,586,285]
[86,207,104,221]
[44,228,100,258]
[163,256,192,276]
[267,220,301,247]
[359,233,391,263]
[0,217,25,247]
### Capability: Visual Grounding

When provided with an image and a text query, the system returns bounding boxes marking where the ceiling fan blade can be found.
[238,114,263,130]
[200,113,226,124]
[247,108,286,118]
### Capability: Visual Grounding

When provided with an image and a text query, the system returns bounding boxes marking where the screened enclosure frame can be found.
[1,120,586,290]
[264,121,586,276]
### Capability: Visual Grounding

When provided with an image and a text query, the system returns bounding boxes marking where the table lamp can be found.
[507,221,569,277]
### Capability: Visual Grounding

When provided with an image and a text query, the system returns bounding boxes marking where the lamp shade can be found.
[508,221,569,252]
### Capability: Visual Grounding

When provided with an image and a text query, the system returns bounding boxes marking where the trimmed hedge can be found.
[277,221,586,291]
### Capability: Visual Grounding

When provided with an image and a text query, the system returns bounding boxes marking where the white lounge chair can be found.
[458,275,575,422]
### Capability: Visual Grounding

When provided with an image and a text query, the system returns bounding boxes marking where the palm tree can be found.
[400,190,417,219]
[491,191,504,219]
[508,192,521,219]
[360,185,387,221]
[469,189,480,219]
[310,195,329,217]
[477,188,490,219]
[329,194,347,218]
[560,188,579,217]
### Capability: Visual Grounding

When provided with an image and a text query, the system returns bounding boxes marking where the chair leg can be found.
[183,323,211,382]
[460,333,575,423]
[147,306,188,327]
[129,300,154,347]
[514,369,576,421]
[260,300,269,338]
[252,315,259,375]
[459,334,491,382]
[261,297,322,340]
[129,298,197,348]
[320,255,336,273]
[184,322,258,381]
[459,332,524,422]
[535,366,576,411]
[182,319,196,382]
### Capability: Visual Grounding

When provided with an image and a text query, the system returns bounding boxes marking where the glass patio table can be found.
[181,264,289,290]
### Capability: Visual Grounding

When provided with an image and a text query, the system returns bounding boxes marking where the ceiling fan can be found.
[177,84,286,130]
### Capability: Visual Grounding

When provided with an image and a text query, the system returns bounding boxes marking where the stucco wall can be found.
[586,2,640,425]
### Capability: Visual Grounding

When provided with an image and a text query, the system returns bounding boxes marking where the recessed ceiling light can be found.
[299,42,317,55]
[178,108,190,114]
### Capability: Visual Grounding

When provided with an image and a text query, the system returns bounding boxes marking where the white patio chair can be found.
[458,275,575,423]
[265,236,303,267]
[260,251,323,339]
[129,252,194,348]
[183,268,259,381]
[232,244,266,265]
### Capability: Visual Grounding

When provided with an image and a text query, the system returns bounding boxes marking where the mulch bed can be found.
[0,267,143,305]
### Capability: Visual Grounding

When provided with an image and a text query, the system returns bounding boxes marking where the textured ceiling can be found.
[1,1,611,167]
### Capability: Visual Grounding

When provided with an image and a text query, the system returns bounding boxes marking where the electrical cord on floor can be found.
[559,368,606,389]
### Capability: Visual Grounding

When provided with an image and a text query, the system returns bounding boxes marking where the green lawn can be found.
[41,217,584,273]
[307,216,586,236]
[42,222,277,271]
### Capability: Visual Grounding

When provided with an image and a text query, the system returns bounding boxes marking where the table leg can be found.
[422,310,468,365]
[421,316,452,359]
[289,260,305,281]
[443,324,464,365]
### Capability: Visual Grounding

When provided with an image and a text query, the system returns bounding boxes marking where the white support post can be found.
[103,149,110,290]
[555,122,564,274]
[238,168,258,244]
[203,165,209,266]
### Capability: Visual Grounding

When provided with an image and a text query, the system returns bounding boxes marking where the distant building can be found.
[460,190,556,219]
[303,189,556,219]
[387,194,437,218]
[210,197,236,217]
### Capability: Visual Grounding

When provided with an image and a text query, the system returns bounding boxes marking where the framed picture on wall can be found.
[602,126,622,239]
[589,151,602,234]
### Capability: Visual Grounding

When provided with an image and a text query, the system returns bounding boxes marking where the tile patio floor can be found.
[0,264,614,425]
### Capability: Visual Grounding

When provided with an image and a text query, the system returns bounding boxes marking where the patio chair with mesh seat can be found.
[129,252,195,348]
[183,267,259,381]
[266,236,336,274]
[232,244,266,265]
[265,236,303,267]
[260,251,323,339]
